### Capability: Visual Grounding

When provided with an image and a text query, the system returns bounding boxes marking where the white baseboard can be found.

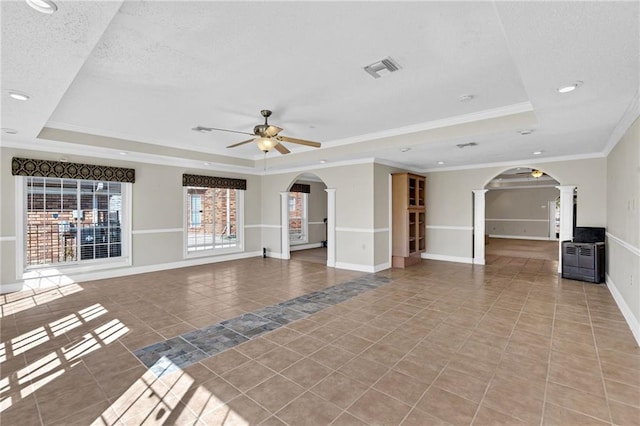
[606,273,640,346]
[334,261,382,273]
[374,262,391,272]
[0,283,24,293]
[0,251,262,294]
[488,234,552,241]
[421,253,474,264]
[289,242,323,252]
[266,251,288,260]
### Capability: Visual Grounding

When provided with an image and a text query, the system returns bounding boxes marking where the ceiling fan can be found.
[193,110,321,155]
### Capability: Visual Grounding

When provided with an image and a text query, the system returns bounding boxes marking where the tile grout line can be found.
[132,275,391,375]
[585,283,616,425]
[190,276,401,425]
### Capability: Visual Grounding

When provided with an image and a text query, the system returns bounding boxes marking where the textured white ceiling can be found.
[1,1,638,173]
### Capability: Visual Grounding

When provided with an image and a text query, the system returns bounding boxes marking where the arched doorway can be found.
[473,167,575,272]
[280,173,334,267]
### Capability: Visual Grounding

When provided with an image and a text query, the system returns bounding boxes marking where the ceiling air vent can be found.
[364,57,400,79]
[456,142,478,148]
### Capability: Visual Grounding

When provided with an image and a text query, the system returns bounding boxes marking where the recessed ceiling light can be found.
[319,160,327,164]
[400,147,411,152]
[25,0,57,14]
[203,162,210,166]
[518,129,534,136]
[2,128,18,134]
[458,94,475,102]
[557,81,583,93]
[532,151,543,155]
[119,152,128,156]
[8,91,30,101]
[437,161,445,165]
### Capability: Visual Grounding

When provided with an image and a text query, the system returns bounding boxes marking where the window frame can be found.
[289,192,309,245]
[15,176,132,280]
[183,186,244,258]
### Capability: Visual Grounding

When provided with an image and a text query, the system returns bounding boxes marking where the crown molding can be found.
[0,137,263,175]
[261,157,376,175]
[602,89,640,156]
[322,101,534,148]
[420,152,606,173]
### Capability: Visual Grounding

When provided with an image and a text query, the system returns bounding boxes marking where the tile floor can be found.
[1,252,639,425]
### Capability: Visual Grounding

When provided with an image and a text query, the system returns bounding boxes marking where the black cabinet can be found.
[562,241,605,283]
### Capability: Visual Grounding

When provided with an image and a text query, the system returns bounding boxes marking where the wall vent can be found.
[364,57,401,79]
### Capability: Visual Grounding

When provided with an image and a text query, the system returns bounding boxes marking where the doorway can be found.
[474,167,573,269]
[284,174,329,265]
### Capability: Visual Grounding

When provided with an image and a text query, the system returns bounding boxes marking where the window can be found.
[185,187,242,253]
[289,192,308,243]
[190,195,202,227]
[23,177,125,267]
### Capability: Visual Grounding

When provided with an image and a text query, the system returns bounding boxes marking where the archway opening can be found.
[284,173,329,265]
[473,167,572,271]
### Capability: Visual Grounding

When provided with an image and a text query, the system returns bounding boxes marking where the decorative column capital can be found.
[555,185,577,192]
[472,189,489,195]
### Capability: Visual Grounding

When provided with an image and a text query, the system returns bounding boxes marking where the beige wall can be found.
[606,116,640,328]
[426,157,607,259]
[486,187,559,239]
[0,147,262,286]
[259,163,378,267]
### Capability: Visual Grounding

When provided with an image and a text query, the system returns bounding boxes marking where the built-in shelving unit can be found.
[392,173,426,268]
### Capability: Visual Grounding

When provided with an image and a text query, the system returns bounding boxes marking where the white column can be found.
[473,190,488,265]
[556,185,576,273]
[325,189,336,268]
[280,192,290,260]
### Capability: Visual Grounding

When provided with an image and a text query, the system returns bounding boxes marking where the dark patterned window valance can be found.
[290,183,311,193]
[11,157,135,183]
[182,173,246,190]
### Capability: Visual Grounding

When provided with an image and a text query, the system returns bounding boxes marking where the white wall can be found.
[606,116,640,341]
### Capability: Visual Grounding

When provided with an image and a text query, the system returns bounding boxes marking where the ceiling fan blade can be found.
[226,138,255,148]
[276,136,321,148]
[265,125,283,137]
[194,126,255,136]
[274,143,290,155]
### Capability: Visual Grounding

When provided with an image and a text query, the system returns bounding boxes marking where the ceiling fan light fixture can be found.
[531,170,544,178]
[256,137,276,152]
